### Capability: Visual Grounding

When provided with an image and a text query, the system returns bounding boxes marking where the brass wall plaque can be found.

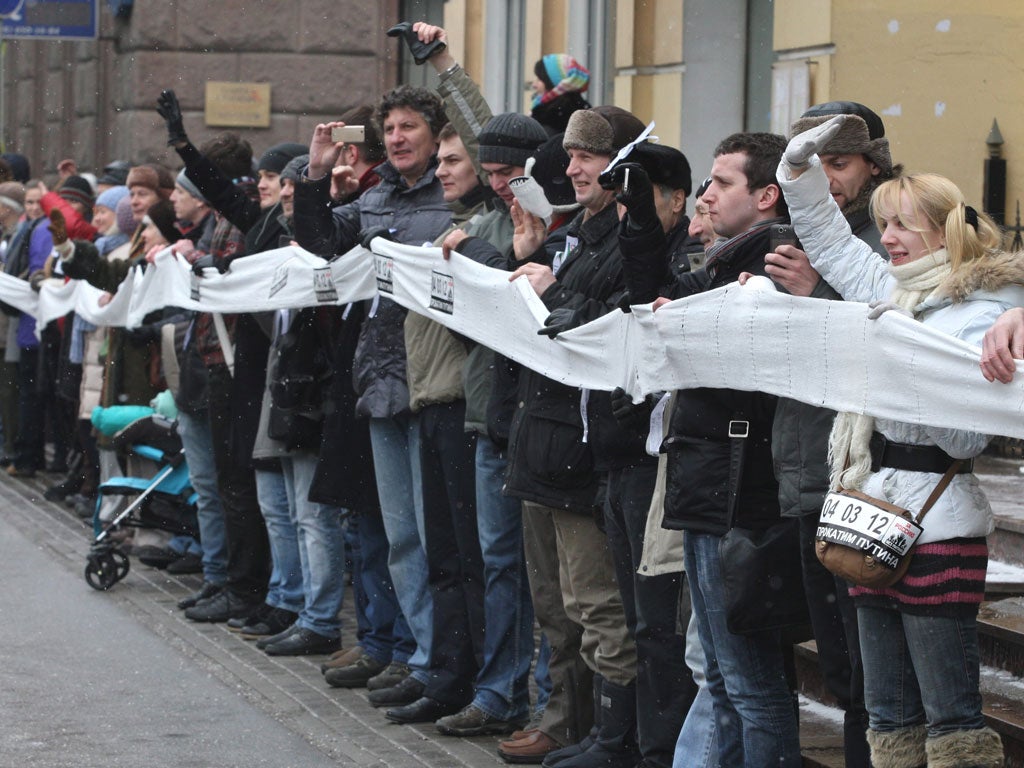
[205,82,272,128]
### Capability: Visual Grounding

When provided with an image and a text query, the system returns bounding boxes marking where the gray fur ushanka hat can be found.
[790,101,893,175]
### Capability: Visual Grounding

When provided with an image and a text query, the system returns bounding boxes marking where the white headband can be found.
[0,195,24,213]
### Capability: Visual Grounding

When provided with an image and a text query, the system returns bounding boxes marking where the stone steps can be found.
[796,597,1024,768]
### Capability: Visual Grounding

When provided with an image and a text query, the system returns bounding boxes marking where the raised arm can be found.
[776,121,894,304]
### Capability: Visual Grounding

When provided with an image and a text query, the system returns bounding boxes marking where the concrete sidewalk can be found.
[4,452,1020,767]
[0,475,509,768]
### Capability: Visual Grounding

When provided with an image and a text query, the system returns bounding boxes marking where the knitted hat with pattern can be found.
[533,54,590,109]
[58,175,96,210]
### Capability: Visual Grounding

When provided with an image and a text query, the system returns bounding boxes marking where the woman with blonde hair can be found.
[775,115,1017,768]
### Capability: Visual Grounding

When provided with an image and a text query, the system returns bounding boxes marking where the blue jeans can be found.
[858,605,985,737]
[255,469,303,613]
[683,532,801,767]
[674,612,719,768]
[674,685,719,768]
[177,410,227,585]
[281,454,346,638]
[344,517,370,642]
[534,634,552,715]
[472,437,534,721]
[369,415,431,680]
[352,506,418,665]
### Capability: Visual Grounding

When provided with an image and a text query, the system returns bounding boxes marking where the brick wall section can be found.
[1,0,400,181]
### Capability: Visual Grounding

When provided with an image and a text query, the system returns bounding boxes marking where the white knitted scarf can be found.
[827,249,953,490]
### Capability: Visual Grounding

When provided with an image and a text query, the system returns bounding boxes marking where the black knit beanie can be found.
[478,113,548,167]
[144,200,180,244]
[280,154,309,184]
[257,142,309,174]
[1,153,30,183]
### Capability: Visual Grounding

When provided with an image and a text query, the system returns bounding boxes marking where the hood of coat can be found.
[938,250,1024,304]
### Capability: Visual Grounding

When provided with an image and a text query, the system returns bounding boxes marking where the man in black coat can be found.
[504,106,646,768]
[616,133,801,767]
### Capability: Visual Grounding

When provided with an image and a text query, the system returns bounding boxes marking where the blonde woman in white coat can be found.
[775,115,1015,768]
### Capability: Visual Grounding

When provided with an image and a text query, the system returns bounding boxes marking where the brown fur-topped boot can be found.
[926,727,1003,768]
[866,725,927,768]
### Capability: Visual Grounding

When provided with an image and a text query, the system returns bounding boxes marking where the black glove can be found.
[610,386,653,432]
[123,324,159,347]
[156,89,188,146]
[360,226,395,250]
[598,162,658,233]
[191,253,228,276]
[387,21,447,65]
[28,269,47,293]
[537,307,577,338]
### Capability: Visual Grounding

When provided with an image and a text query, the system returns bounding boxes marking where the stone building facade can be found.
[1,0,400,178]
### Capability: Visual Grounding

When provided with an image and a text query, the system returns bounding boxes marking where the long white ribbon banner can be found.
[0,241,1021,439]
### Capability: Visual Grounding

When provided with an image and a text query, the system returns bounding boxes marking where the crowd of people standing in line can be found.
[2,20,1020,768]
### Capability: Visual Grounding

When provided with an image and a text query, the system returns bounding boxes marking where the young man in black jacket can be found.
[615,132,801,768]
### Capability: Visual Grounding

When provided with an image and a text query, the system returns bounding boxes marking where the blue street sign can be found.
[1,0,98,40]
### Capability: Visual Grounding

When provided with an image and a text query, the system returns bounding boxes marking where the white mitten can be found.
[867,299,913,320]
[509,158,554,224]
[784,114,848,169]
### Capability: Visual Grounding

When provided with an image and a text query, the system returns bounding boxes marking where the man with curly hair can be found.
[293,85,453,717]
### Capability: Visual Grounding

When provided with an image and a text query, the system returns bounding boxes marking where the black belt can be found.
[869,432,973,474]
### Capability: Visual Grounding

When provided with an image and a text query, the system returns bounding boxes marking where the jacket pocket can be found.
[521,405,594,491]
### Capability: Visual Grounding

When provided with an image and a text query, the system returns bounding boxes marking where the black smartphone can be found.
[768,224,800,252]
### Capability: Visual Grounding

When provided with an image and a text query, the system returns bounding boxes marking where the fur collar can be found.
[938,249,1024,303]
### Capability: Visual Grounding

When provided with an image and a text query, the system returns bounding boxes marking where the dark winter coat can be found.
[504,204,652,513]
[293,159,450,418]
[531,91,592,136]
[308,302,379,513]
[620,218,784,535]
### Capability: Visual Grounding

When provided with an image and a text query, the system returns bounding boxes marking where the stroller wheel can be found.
[84,553,121,590]
[110,549,130,580]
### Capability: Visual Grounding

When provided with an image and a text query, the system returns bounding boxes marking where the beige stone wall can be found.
[777,0,1024,224]
[2,0,399,179]
[831,1,1024,217]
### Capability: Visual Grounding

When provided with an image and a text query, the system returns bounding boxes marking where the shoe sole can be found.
[497,751,553,765]
[384,712,441,725]
[264,645,340,657]
[437,721,527,737]
[238,628,277,640]
[365,676,407,692]
[325,675,375,689]
[367,695,419,709]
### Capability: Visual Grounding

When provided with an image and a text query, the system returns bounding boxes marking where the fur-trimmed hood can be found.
[939,249,1024,303]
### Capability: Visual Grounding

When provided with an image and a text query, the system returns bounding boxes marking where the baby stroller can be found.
[84,412,199,591]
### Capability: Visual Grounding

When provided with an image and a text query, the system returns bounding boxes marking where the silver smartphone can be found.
[331,125,365,143]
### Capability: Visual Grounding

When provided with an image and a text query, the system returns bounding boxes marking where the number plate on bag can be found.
[818,491,923,570]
